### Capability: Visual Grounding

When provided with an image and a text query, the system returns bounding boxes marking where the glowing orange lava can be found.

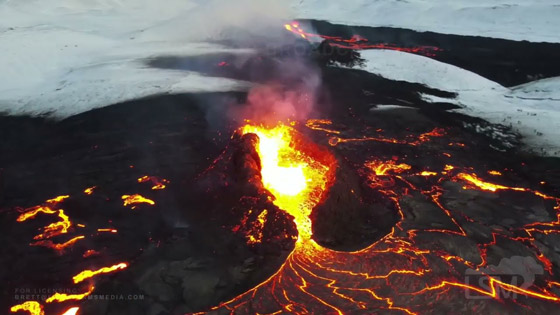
[46,195,70,204]
[17,206,57,222]
[419,171,438,177]
[366,160,412,176]
[241,123,335,241]
[73,263,128,284]
[305,119,341,135]
[458,173,526,192]
[97,228,117,233]
[137,175,169,190]
[10,120,560,315]
[17,201,77,250]
[122,194,155,209]
[283,21,441,56]
[10,301,44,315]
[33,210,72,240]
[46,286,94,303]
[201,131,560,314]
[84,186,96,195]
[31,235,85,251]
[247,209,268,245]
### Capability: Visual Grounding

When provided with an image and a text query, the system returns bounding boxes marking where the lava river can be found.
[8,121,560,315]
[199,122,560,315]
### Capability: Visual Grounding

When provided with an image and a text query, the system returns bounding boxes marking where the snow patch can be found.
[293,0,560,43]
[358,49,560,157]
[0,0,287,118]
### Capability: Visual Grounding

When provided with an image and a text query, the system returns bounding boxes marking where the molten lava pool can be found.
[241,123,336,241]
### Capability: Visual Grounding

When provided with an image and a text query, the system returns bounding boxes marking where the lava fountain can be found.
[241,123,336,242]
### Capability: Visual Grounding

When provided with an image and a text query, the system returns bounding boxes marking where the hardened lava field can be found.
[4,109,560,314]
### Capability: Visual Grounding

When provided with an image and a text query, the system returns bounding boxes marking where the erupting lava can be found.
[200,120,560,315]
[241,123,336,241]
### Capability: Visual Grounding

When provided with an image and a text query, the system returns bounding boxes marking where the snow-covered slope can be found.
[294,0,560,43]
[358,50,560,156]
[0,0,262,117]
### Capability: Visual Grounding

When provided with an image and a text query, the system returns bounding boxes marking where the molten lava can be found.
[241,123,335,241]
[200,120,560,315]
[10,302,44,315]
[73,263,128,284]
[8,119,560,315]
[366,160,412,176]
[284,21,441,57]
[45,286,95,303]
[122,194,155,209]
[137,175,169,190]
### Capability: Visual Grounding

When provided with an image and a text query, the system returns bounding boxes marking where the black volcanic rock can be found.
[311,157,399,251]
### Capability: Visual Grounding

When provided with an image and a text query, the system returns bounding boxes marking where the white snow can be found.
[358,49,560,157]
[293,0,560,43]
[0,0,258,117]
[370,105,416,112]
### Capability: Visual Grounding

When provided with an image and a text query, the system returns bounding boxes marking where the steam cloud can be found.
[181,0,294,41]
[229,57,323,125]
[187,0,324,126]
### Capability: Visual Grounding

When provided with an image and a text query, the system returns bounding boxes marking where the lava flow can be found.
[10,176,160,314]
[284,21,441,57]
[8,120,560,315]
[199,121,560,315]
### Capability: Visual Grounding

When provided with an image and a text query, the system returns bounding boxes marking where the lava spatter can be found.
[241,123,336,241]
